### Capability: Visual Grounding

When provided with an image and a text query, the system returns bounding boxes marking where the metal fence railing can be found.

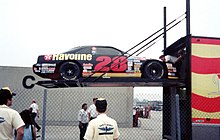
[11,87,163,140]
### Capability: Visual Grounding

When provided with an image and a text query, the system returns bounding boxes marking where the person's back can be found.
[87,114,119,140]
[15,125,33,140]
[29,100,41,132]
[0,87,24,140]
[30,102,38,114]
[0,106,23,140]
[84,98,120,140]
[22,125,33,140]
[14,109,36,140]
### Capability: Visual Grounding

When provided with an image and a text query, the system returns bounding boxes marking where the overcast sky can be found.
[1,0,220,100]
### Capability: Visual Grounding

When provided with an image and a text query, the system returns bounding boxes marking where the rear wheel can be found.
[143,61,166,80]
[59,62,80,80]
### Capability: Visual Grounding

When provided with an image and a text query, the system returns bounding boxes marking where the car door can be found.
[91,47,128,77]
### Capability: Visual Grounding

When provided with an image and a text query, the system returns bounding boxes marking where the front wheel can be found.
[143,61,166,80]
[59,62,81,80]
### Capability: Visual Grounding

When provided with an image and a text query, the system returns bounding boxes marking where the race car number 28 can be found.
[94,56,127,72]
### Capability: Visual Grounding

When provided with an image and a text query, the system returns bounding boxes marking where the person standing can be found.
[78,103,89,140]
[84,98,120,140]
[133,107,137,127]
[147,105,151,119]
[29,99,41,132]
[0,87,25,140]
[15,109,36,140]
[88,98,98,121]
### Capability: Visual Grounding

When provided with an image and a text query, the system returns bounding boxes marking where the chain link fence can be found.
[11,87,163,140]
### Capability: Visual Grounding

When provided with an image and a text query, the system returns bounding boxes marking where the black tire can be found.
[143,61,166,80]
[59,62,80,80]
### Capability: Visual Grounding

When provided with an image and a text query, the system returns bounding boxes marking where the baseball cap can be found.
[0,87,16,96]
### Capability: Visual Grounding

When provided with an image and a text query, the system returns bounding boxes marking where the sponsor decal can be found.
[134,63,141,72]
[83,66,92,70]
[127,57,140,62]
[42,63,56,67]
[82,71,92,76]
[134,63,142,67]
[52,54,92,61]
[127,61,133,66]
[127,57,134,60]
[83,63,93,67]
[33,67,40,73]
[83,63,93,70]
[42,67,55,73]
[34,63,56,74]
[44,55,53,61]
[127,66,132,71]
[134,69,140,73]
[139,57,147,60]
[126,70,134,72]
[133,59,140,62]
[33,63,56,73]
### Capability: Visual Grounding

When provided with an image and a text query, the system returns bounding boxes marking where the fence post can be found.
[176,94,181,140]
[41,89,48,140]
[170,87,177,140]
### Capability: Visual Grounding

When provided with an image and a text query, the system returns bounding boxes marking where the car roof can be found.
[65,45,124,53]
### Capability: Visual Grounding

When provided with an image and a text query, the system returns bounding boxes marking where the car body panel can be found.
[33,46,175,80]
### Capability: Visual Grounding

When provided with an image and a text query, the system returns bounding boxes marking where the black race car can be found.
[33,46,176,81]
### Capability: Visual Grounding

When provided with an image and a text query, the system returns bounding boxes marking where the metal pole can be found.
[186,0,190,35]
[185,0,192,139]
[41,89,48,140]
[176,94,181,140]
[170,87,177,140]
[164,7,167,53]
[162,7,170,139]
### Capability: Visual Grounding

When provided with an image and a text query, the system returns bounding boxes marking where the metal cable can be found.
[81,13,186,83]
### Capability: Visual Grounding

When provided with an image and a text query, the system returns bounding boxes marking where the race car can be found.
[33,46,175,81]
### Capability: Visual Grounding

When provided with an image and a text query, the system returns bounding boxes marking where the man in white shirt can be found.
[159,49,185,65]
[78,103,89,140]
[88,98,98,121]
[160,54,178,64]
[84,98,120,140]
[0,87,25,140]
[30,99,41,132]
